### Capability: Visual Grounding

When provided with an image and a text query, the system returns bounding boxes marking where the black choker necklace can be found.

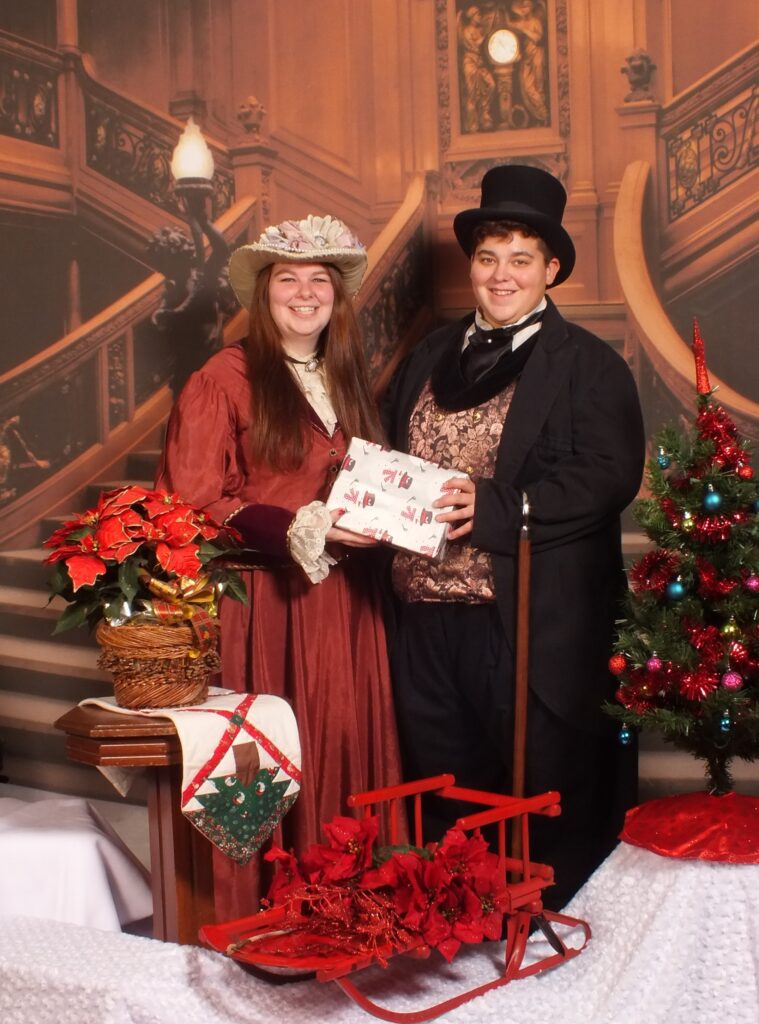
[285,353,321,372]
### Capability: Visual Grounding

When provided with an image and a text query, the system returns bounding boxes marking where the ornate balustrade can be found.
[0,30,61,148]
[80,57,234,220]
[660,43,758,223]
[355,172,438,389]
[614,160,759,443]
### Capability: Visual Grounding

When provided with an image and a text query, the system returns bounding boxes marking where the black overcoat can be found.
[383,297,646,734]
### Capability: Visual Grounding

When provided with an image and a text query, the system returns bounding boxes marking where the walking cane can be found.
[510,491,531,863]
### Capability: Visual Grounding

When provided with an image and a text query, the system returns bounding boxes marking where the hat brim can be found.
[228,244,368,310]
[453,205,575,287]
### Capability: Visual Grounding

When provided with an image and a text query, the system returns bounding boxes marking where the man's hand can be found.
[326,508,379,547]
[433,477,476,540]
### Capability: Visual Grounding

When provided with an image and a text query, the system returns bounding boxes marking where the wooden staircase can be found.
[0,448,159,802]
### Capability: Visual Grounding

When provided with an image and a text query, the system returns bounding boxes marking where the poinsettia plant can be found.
[261,814,508,964]
[43,485,247,633]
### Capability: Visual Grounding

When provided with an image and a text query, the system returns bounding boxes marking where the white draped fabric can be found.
[1,841,757,1024]
[0,796,151,932]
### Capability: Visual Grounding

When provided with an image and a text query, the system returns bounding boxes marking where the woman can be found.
[155,214,404,919]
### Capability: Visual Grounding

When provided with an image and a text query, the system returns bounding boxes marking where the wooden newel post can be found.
[510,492,531,861]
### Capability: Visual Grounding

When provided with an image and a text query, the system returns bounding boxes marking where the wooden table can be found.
[55,705,214,945]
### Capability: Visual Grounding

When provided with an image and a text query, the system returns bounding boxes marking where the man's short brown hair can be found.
[470,219,556,263]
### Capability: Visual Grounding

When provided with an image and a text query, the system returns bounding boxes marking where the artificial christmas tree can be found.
[607,322,759,795]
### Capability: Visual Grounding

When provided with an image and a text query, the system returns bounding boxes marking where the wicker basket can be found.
[96,620,221,709]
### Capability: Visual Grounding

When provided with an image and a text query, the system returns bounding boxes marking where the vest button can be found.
[329,448,338,456]
[472,410,482,421]
[434,413,443,422]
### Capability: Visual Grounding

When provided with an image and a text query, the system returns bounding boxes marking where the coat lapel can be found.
[494,299,576,483]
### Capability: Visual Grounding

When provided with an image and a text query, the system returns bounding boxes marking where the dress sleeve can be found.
[155,368,245,524]
[154,368,293,560]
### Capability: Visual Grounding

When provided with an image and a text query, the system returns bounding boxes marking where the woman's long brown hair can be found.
[244,264,383,471]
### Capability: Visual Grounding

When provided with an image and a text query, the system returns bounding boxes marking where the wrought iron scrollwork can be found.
[0,52,58,147]
[665,78,758,220]
[84,94,234,219]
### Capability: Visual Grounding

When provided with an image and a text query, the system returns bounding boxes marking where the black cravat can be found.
[460,308,544,383]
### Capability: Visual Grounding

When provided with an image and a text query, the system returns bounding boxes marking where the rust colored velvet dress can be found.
[155,343,404,920]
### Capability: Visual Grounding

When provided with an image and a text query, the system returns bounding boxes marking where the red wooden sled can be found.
[200,773,591,1023]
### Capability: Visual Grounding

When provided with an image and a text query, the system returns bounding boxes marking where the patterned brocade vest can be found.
[392,377,517,603]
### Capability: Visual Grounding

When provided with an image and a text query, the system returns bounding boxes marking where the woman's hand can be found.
[433,476,476,540]
[326,508,379,547]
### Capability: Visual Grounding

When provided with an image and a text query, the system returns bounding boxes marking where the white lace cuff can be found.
[287,500,336,584]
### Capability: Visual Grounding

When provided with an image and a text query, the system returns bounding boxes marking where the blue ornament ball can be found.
[719,714,731,734]
[619,725,632,746]
[754,499,759,514]
[657,451,671,469]
[703,488,722,512]
[666,580,686,601]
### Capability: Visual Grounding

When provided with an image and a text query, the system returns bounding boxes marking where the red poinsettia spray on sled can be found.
[261,814,509,965]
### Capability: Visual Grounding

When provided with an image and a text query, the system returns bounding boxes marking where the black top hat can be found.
[453,165,575,287]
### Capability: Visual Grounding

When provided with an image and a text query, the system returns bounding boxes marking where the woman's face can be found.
[268,262,335,349]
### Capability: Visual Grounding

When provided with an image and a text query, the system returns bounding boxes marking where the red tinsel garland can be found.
[630,549,681,595]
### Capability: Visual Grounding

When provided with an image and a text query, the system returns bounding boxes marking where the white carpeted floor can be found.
[1,841,757,1024]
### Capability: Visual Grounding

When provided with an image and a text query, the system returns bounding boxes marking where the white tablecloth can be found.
[0,796,151,932]
[0,841,757,1024]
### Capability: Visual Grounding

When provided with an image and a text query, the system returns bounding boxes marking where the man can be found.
[383,164,645,910]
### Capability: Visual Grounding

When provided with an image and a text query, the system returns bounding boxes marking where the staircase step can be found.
[0,584,89,646]
[0,585,62,620]
[0,548,48,589]
[0,690,78,733]
[0,633,104,677]
[622,530,650,555]
[127,449,162,481]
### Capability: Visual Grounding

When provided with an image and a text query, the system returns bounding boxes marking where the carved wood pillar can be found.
[56,0,79,52]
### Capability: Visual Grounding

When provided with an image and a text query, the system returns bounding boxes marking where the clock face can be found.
[487,29,519,65]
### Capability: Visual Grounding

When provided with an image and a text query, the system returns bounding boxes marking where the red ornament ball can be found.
[646,656,663,672]
[728,641,749,665]
[721,671,743,691]
[609,654,627,676]
[737,464,754,480]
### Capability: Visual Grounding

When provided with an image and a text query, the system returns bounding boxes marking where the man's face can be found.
[470,232,559,326]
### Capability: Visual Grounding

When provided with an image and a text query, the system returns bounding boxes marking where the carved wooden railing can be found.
[614,160,759,443]
[79,55,234,220]
[356,171,438,391]
[0,197,256,547]
[659,42,758,223]
[0,30,62,148]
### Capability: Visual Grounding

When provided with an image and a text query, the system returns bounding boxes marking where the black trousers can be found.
[390,601,636,912]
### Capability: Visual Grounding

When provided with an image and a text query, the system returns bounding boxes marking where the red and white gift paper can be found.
[326,438,467,559]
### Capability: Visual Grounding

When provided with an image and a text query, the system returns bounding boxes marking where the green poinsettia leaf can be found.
[118,559,141,604]
[53,600,98,634]
[220,572,248,606]
[47,561,72,598]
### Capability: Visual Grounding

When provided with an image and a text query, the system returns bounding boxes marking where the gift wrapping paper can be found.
[326,438,467,559]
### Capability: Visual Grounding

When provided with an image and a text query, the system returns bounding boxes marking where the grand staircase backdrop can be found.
[1,21,757,818]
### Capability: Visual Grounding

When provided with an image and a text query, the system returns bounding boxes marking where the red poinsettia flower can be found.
[264,845,308,905]
[98,485,151,514]
[65,552,109,591]
[154,541,202,578]
[153,510,203,548]
[435,828,490,876]
[362,850,431,931]
[94,513,144,562]
[299,815,379,883]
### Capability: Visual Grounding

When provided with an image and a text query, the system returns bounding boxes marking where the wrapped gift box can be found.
[326,438,467,559]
